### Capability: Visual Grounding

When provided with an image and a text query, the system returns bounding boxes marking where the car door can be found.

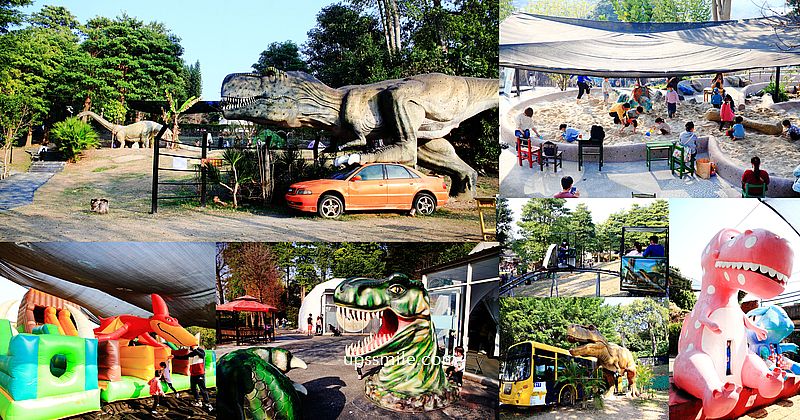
[384,164,418,208]
[346,164,388,209]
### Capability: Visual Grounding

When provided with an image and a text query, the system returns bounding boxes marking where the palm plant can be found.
[205,149,255,208]
[50,117,100,162]
[161,90,200,148]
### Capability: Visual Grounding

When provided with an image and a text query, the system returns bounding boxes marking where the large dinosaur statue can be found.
[77,110,173,148]
[674,228,792,419]
[566,324,638,398]
[219,69,498,198]
[333,273,459,412]
[217,347,308,420]
[93,293,197,348]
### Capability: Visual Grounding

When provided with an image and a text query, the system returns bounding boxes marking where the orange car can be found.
[286,163,449,218]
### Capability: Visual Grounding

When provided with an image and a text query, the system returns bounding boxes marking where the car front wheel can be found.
[413,193,436,216]
[318,194,344,218]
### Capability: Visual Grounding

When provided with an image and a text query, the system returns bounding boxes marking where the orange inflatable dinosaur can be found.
[94,294,197,348]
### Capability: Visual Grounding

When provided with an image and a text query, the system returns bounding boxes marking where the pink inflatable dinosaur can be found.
[674,228,793,419]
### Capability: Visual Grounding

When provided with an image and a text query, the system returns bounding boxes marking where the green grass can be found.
[91,165,118,173]
[62,185,103,196]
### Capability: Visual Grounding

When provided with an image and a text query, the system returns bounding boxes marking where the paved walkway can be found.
[740,393,800,420]
[500,147,741,198]
[0,172,55,210]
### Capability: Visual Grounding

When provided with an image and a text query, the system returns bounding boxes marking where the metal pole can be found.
[150,124,168,214]
[514,68,521,98]
[774,66,781,103]
[596,272,601,297]
[201,131,208,207]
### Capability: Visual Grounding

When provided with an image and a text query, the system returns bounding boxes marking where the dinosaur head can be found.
[249,347,307,373]
[746,305,795,345]
[566,324,608,344]
[703,228,793,299]
[333,273,431,360]
[569,342,608,358]
[220,68,328,127]
[149,294,198,347]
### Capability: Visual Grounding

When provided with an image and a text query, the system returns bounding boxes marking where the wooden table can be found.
[646,141,674,171]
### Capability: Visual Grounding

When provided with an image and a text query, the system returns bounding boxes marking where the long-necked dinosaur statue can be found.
[77,110,173,148]
[219,68,498,198]
[333,273,459,412]
[566,323,638,398]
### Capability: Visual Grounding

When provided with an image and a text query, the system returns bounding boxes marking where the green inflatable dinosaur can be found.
[217,347,308,420]
[334,273,459,412]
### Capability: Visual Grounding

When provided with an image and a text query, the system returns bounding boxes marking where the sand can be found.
[518,91,800,178]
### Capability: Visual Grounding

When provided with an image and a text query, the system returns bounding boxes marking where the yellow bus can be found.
[499,341,599,407]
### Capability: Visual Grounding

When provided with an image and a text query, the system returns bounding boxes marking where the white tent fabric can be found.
[500,13,800,77]
[0,243,216,327]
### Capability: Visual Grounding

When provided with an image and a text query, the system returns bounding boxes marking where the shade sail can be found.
[0,243,216,328]
[500,13,800,77]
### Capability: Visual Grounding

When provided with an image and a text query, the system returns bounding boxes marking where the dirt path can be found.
[0,149,494,241]
[501,391,668,420]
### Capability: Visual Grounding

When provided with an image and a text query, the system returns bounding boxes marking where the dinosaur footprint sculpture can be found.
[674,228,793,419]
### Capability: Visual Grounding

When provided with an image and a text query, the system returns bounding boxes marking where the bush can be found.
[51,117,100,161]
[763,81,789,103]
[668,322,682,356]
[636,363,655,399]
[186,326,216,349]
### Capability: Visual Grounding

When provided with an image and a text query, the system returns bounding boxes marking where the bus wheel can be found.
[559,385,576,406]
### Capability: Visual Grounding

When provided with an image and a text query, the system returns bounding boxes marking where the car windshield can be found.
[328,165,361,180]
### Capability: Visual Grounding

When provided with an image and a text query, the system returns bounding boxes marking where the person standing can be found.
[149,369,166,414]
[174,345,212,411]
[316,315,323,335]
[602,77,612,106]
[160,357,178,395]
[665,86,679,119]
[307,314,313,336]
[575,75,592,102]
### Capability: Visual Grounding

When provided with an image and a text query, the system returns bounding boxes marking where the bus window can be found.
[533,355,556,382]
[502,342,532,382]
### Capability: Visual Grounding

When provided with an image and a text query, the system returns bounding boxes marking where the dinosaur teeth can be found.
[714,260,790,283]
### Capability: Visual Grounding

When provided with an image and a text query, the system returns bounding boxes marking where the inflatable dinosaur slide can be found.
[0,290,216,419]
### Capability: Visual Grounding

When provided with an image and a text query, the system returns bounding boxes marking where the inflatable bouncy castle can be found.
[0,290,216,419]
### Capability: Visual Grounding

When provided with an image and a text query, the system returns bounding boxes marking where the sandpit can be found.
[519,92,800,177]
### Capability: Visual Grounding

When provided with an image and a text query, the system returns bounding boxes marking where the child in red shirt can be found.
[149,369,166,414]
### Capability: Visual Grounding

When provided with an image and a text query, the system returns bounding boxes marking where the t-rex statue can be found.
[219,68,498,198]
[674,228,792,419]
[93,294,198,348]
[566,324,638,398]
[333,273,459,412]
[77,110,173,148]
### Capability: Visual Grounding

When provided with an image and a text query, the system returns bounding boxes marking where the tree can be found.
[514,198,571,265]
[501,0,516,20]
[0,0,31,33]
[161,90,200,146]
[350,0,402,56]
[216,243,227,304]
[384,242,475,277]
[500,297,621,353]
[669,265,697,310]
[711,0,731,21]
[304,4,392,86]
[593,0,620,20]
[330,243,386,278]
[184,60,202,98]
[525,0,597,19]
[496,197,514,244]
[618,298,669,357]
[222,243,285,308]
[614,0,711,22]
[252,41,308,74]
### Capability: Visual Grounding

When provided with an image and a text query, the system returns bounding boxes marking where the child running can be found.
[665,86,679,119]
[726,116,746,140]
[782,119,800,141]
[149,369,166,414]
[558,124,582,142]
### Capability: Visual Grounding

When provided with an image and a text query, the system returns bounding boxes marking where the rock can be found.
[704,108,783,135]
[761,94,775,109]
[738,104,746,112]
[690,80,703,92]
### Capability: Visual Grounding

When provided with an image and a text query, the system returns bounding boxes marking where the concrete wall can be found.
[707,135,799,198]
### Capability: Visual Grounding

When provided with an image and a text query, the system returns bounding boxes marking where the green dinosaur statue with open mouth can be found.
[333,273,459,412]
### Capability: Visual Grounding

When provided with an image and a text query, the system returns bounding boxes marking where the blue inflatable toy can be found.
[746,305,800,375]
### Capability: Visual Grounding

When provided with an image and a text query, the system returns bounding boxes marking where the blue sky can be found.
[24,0,336,100]
[670,199,800,297]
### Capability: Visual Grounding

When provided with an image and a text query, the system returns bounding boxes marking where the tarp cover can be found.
[0,243,215,328]
[500,13,800,77]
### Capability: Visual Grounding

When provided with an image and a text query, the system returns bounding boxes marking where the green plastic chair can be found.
[742,183,767,198]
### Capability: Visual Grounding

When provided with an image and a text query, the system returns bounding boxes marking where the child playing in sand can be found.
[609,102,630,127]
[149,369,166,414]
[515,107,541,140]
[665,86,679,119]
[623,106,644,134]
[782,119,800,141]
[679,121,698,161]
[650,118,671,135]
[726,116,746,140]
[710,88,723,108]
[558,124,582,142]
[602,78,612,105]
[719,96,735,131]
